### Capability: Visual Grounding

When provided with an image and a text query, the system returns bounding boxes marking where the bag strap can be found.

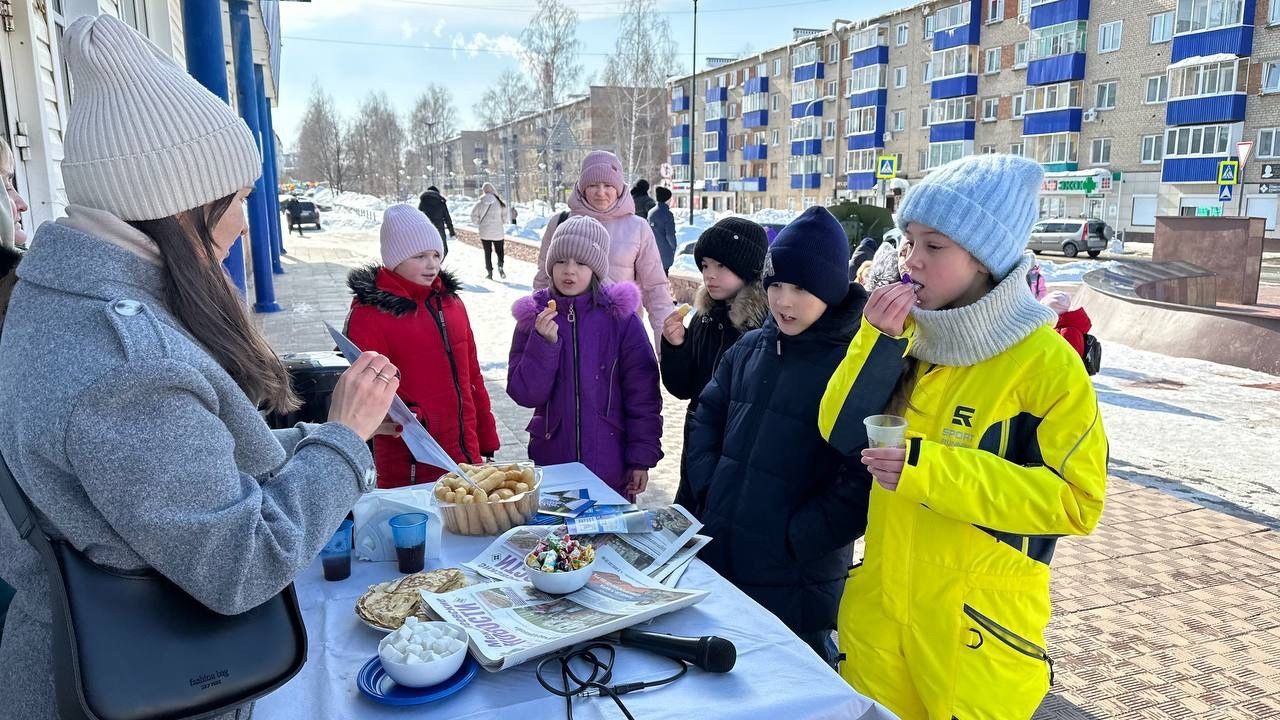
[0,452,40,545]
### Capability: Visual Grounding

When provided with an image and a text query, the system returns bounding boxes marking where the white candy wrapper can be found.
[352,488,443,562]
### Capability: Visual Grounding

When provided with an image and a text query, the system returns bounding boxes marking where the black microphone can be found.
[613,629,737,673]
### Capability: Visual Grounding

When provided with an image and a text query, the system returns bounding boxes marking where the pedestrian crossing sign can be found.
[1217,160,1239,185]
[876,155,898,179]
[1218,184,1233,202]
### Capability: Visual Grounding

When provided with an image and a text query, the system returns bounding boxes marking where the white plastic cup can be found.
[864,415,908,449]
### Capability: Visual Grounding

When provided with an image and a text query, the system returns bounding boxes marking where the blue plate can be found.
[357,654,480,706]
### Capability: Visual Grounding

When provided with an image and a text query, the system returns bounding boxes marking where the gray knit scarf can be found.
[908,253,1057,367]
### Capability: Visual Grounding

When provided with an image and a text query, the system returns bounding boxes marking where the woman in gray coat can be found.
[0,16,399,719]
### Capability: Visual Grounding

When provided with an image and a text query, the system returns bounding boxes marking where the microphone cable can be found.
[534,641,689,720]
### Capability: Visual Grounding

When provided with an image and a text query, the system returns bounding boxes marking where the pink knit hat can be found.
[546,215,611,282]
[380,204,444,269]
[577,151,625,194]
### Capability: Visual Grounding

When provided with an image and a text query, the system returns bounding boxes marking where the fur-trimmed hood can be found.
[347,263,461,316]
[693,282,768,333]
[512,281,642,324]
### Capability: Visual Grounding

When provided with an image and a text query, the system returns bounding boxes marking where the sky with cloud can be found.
[274,0,901,150]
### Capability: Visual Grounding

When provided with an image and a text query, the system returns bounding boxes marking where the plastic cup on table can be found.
[388,513,428,574]
[321,519,354,581]
[864,415,908,449]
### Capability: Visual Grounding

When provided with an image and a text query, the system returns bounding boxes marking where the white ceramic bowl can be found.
[527,556,596,595]
[377,621,469,688]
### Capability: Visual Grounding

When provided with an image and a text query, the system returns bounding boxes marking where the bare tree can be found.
[405,85,457,189]
[345,92,405,199]
[295,82,346,191]
[520,0,583,110]
[601,0,677,184]
[474,68,538,129]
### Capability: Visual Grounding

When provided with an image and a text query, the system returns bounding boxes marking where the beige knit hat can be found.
[381,204,444,269]
[60,14,262,221]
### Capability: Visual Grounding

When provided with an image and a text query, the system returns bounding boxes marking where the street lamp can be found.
[689,0,699,225]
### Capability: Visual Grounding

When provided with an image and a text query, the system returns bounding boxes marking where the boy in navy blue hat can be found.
[684,205,873,664]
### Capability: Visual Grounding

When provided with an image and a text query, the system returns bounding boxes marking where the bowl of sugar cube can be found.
[376,617,470,688]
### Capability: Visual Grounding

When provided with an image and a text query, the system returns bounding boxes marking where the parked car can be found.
[1028,218,1111,258]
[285,198,321,231]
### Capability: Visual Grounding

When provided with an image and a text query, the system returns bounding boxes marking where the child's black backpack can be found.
[1082,334,1102,376]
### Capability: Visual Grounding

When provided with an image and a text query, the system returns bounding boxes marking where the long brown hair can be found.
[130,195,299,414]
[886,356,920,417]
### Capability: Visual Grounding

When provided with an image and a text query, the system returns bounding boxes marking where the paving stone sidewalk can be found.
[253,226,1280,720]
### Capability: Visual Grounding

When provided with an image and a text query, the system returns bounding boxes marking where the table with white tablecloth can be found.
[256,463,896,720]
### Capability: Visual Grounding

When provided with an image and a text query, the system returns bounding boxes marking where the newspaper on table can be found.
[421,547,708,671]
[463,505,706,586]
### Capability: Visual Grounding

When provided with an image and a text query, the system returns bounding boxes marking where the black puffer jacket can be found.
[631,180,656,219]
[418,190,455,236]
[685,284,872,636]
[660,283,768,508]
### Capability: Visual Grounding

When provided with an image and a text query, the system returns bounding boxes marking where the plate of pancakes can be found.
[355,568,467,632]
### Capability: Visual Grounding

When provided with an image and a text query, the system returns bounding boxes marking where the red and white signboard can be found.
[1237,140,1254,168]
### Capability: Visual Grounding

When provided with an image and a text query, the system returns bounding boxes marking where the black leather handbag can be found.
[0,454,308,720]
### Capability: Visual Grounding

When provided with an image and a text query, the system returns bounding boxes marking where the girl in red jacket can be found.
[347,204,499,487]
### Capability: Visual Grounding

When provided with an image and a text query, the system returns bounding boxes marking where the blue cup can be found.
[388,513,428,573]
[321,519,353,581]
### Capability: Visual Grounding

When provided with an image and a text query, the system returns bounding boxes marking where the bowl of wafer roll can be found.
[432,462,542,536]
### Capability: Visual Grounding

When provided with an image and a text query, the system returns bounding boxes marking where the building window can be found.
[930,96,976,124]
[1246,196,1278,230]
[1271,0,1280,23]
[847,149,877,173]
[1145,75,1169,103]
[703,132,720,151]
[771,93,781,111]
[894,65,908,88]
[791,43,819,68]
[1170,59,1242,99]
[1010,142,1025,156]
[1163,123,1234,157]
[848,106,878,135]
[896,22,910,46]
[936,1,972,31]
[757,62,768,78]
[773,58,782,76]
[1014,41,1029,68]
[772,129,780,145]
[1141,134,1163,163]
[849,65,888,95]
[1095,81,1118,110]
[1098,21,1122,53]
[825,119,837,139]
[986,0,1004,23]
[931,45,979,79]
[922,61,935,83]
[825,80,838,98]
[1175,0,1247,35]
[728,103,738,119]
[927,140,969,169]
[824,156,836,176]
[706,101,725,121]
[1024,81,1083,112]
[1029,20,1087,61]
[921,106,931,128]
[705,162,722,180]
[985,47,1001,74]
[1091,137,1112,164]
[982,97,999,121]
[917,149,928,171]
[1265,62,1280,93]
[1028,132,1078,164]
[828,43,840,63]
[1150,11,1174,42]
[924,14,937,40]
[981,144,997,154]
[893,109,906,131]
[1013,93,1025,118]
[120,0,149,34]
[1259,128,1280,157]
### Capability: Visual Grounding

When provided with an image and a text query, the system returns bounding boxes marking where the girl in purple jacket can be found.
[508,216,663,501]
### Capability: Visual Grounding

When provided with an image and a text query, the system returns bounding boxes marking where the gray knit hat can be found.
[546,215,611,282]
[60,14,262,221]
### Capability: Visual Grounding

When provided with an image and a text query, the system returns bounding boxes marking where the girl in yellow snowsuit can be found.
[819,154,1108,720]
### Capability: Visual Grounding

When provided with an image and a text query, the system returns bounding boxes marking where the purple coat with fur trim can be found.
[508,282,663,498]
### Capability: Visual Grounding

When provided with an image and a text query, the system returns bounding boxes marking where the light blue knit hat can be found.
[896,154,1043,280]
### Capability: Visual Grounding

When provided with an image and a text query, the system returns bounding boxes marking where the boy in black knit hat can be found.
[683,206,872,663]
[661,217,769,511]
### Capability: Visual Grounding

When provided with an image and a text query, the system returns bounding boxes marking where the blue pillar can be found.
[260,73,287,258]
[183,0,247,294]
[230,0,281,313]
[254,64,285,274]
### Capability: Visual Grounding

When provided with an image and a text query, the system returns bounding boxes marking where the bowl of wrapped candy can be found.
[524,532,596,595]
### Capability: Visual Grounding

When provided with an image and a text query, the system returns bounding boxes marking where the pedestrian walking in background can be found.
[417,185,455,258]
[631,178,655,219]
[648,186,677,274]
[471,182,507,280]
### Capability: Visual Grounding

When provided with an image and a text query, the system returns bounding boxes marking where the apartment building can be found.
[668,0,1280,239]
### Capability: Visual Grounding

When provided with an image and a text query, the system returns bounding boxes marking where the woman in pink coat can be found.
[535,151,673,339]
